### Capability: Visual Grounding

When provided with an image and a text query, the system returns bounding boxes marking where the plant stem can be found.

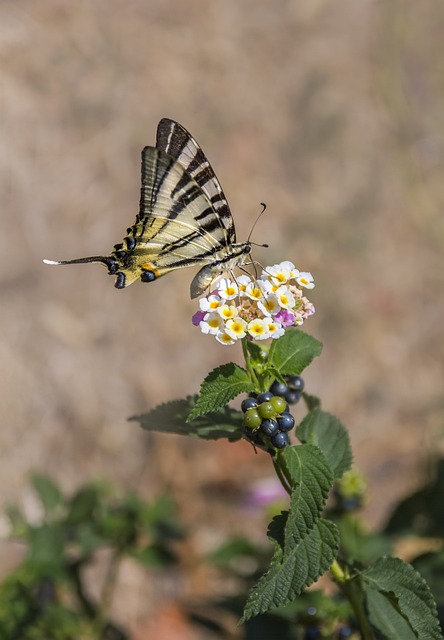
[273,451,292,495]
[241,338,260,388]
[331,560,378,640]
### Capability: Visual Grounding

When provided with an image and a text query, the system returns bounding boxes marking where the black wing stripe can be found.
[156,118,236,243]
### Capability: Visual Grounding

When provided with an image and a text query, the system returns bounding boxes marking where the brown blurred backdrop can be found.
[1,0,444,636]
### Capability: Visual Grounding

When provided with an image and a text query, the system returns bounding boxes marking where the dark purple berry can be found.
[257,391,273,403]
[271,432,290,449]
[277,413,295,432]
[283,403,291,414]
[304,627,321,640]
[241,397,259,412]
[338,626,353,638]
[287,375,304,392]
[244,427,264,446]
[285,390,302,405]
[269,380,289,397]
[260,418,279,437]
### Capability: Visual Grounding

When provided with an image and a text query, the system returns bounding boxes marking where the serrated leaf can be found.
[130,396,243,442]
[360,556,443,640]
[268,329,322,377]
[302,392,321,411]
[296,409,352,479]
[187,363,255,421]
[281,445,334,547]
[241,518,339,622]
[31,474,63,513]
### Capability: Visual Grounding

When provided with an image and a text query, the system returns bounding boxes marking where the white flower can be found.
[225,317,247,340]
[275,285,295,310]
[218,278,239,300]
[217,304,238,320]
[199,312,223,335]
[257,293,281,316]
[265,319,285,339]
[261,263,294,287]
[237,274,253,295]
[247,318,271,340]
[199,294,222,312]
[296,272,315,289]
[244,281,264,301]
[216,330,236,345]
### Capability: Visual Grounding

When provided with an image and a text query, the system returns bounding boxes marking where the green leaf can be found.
[302,392,321,411]
[132,543,177,568]
[268,329,322,377]
[296,409,352,479]
[241,518,339,622]
[28,523,65,576]
[66,484,102,525]
[187,363,255,421]
[241,446,337,622]
[31,474,63,514]
[281,445,335,546]
[131,396,243,441]
[360,556,443,640]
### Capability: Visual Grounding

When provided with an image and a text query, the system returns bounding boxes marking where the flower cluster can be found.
[192,261,315,345]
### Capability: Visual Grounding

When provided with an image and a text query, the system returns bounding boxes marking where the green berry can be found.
[270,396,287,414]
[243,408,261,429]
[258,402,275,419]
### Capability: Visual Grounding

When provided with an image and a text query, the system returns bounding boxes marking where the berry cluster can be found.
[242,376,304,450]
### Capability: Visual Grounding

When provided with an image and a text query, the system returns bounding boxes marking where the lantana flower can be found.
[193,260,315,346]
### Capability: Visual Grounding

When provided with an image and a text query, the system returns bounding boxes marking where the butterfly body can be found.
[44,119,251,299]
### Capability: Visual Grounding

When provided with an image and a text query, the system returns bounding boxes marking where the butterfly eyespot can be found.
[115,272,126,289]
[141,269,156,283]
[243,244,251,254]
[115,249,127,259]
[125,236,136,251]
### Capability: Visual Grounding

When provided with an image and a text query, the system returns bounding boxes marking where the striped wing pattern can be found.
[45,119,250,298]
[156,118,236,243]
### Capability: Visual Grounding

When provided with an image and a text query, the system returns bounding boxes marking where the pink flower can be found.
[275,309,295,327]
[192,310,206,326]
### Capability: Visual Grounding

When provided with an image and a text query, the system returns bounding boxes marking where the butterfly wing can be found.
[156,118,236,244]
[116,145,232,289]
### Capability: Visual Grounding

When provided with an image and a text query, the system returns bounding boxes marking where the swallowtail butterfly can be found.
[44,118,252,299]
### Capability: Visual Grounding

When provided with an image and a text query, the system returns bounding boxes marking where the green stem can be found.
[331,560,378,640]
[241,338,260,388]
[273,450,292,495]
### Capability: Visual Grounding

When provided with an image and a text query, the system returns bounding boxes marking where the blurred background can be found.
[1,0,443,636]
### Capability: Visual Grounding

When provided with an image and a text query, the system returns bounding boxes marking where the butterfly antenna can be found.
[247,202,269,248]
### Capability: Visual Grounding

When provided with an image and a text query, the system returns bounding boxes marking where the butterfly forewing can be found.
[156,118,236,243]
[133,147,230,271]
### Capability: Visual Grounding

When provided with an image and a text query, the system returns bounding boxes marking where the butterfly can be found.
[44,118,252,299]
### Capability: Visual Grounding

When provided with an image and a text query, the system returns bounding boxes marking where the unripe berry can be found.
[257,402,275,419]
[243,408,261,429]
[270,396,287,414]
